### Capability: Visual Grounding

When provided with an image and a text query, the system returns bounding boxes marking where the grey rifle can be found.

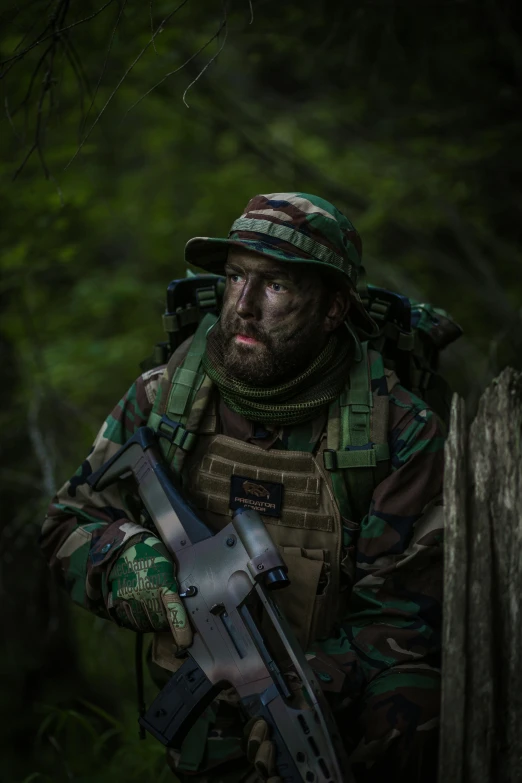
[87,426,352,783]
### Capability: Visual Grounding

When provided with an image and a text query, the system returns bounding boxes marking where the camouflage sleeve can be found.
[313,386,445,701]
[40,367,166,618]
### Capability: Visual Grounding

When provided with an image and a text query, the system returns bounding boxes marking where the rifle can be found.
[87,426,352,783]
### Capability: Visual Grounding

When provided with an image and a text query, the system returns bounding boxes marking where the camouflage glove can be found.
[108,534,192,649]
[245,718,281,783]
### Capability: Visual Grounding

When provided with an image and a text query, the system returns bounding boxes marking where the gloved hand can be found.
[245,670,309,782]
[245,718,281,783]
[108,534,192,650]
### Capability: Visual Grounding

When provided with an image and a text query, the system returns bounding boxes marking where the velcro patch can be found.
[229,475,284,518]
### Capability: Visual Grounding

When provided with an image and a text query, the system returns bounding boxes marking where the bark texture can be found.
[439,367,522,783]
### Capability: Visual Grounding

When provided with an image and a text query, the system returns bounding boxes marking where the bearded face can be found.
[208,248,349,386]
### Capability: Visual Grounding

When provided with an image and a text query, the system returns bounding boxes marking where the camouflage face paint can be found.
[214,248,335,385]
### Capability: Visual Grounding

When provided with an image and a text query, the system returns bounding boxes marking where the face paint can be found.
[212,248,334,385]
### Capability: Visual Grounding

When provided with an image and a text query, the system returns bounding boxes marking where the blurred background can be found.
[0,1,521,780]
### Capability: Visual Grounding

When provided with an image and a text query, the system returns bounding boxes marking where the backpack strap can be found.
[147,312,218,478]
[324,343,391,522]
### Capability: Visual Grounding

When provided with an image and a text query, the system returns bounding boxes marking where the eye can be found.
[227,272,244,284]
[269,282,288,293]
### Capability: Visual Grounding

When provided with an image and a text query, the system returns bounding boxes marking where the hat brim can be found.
[185,236,379,338]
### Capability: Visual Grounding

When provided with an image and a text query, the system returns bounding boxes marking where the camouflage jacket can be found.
[41,356,444,700]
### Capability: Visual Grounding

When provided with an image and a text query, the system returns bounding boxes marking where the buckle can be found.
[323,448,338,470]
[324,443,376,471]
[157,415,188,448]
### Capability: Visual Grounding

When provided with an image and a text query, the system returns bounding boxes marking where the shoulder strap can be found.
[324,343,391,522]
[147,312,217,478]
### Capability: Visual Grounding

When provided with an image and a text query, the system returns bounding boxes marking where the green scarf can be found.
[202,330,352,425]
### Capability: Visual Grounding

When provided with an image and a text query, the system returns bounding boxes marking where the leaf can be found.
[78,699,123,730]
[93,726,122,756]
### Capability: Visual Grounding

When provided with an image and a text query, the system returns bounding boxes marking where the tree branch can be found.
[182,5,228,108]
[0,0,115,70]
[123,17,226,117]
[65,0,192,169]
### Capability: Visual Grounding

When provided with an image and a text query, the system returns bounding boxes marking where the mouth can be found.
[234,334,262,345]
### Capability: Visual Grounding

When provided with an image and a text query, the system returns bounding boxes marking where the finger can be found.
[254,739,276,779]
[161,588,193,649]
[246,718,270,763]
[114,598,149,631]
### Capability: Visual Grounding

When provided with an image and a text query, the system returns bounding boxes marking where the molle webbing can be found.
[324,343,390,522]
[184,433,343,647]
[191,437,334,533]
[147,313,218,476]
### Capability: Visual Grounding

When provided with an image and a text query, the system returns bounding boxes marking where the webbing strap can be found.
[323,408,353,519]
[164,313,216,421]
[341,342,372,449]
[343,344,374,518]
[167,366,205,418]
[147,313,217,473]
[157,416,198,451]
[325,343,390,522]
[323,442,390,470]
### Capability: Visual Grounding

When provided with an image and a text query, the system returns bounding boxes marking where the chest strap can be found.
[324,342,390,522]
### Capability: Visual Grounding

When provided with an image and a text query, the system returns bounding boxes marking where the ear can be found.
[324,289,350,333]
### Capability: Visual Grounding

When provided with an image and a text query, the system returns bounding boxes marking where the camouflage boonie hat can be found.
[185,192,378,337]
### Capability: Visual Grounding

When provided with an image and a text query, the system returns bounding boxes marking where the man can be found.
[41,193,444,783]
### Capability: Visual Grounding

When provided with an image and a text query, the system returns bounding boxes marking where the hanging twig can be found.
[13,39,64,203]
[81,0,128,133]
[0,0,115,70]
[11,40,54,121]
[182,3,228,108]
[150,0,158,54]
[8,0,68,180]
[12,142,37,180]
[123,19,226,117]
[12,0,56,54]
[4,96,20,139]
[65,0,192,169]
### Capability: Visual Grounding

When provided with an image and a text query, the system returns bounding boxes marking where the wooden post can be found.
[439,368,522,783]
[439,394,468,781]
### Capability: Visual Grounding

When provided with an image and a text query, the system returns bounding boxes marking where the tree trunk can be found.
[439,367,522,783]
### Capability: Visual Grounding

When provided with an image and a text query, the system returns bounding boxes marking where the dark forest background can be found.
[1,1,521,780]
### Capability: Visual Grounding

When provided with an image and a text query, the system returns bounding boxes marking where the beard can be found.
[209,311,328,387]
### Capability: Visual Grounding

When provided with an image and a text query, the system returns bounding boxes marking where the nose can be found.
[235,279,260,320]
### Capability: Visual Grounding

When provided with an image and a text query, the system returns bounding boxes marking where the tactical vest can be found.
[147,314,396,672]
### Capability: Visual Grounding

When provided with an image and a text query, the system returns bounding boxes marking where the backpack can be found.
[359,284,463,431]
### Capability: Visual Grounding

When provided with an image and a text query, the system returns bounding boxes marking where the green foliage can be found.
[27,697,176,783]
[0,1,521,780]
